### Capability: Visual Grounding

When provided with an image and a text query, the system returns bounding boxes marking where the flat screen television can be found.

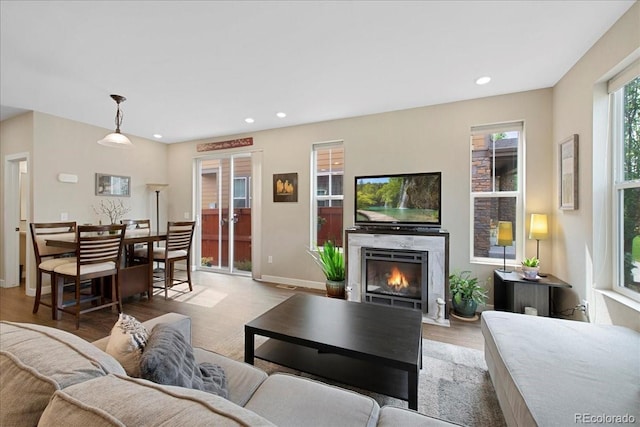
[355,172,441,229]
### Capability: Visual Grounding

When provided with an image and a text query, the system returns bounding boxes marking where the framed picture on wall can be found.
[559,134,578,210]
[96,173,131,197]
[273,173,298,202]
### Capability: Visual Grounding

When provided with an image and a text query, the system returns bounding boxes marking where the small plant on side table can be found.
[521,257,540,280]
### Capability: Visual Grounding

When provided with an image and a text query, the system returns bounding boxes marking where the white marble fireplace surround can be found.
[346,229,450,327]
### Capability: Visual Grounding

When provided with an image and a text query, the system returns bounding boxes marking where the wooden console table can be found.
[493,270,571,317]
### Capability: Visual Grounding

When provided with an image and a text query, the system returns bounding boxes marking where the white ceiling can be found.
[0,1,635,144]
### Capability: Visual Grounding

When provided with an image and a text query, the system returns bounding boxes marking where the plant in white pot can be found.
[521,257,540,280]
[310,241,346,299]
[449,271,488,318]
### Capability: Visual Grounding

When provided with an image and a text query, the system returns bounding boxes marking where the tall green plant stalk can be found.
[315,241,345,281]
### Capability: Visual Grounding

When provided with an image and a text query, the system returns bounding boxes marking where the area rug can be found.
[224,338,506,426]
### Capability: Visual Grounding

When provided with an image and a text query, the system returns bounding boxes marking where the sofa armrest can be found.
[92,313,192,351]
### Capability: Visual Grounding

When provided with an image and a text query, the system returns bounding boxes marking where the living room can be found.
[2,1,639,330]
[1,2,639,425]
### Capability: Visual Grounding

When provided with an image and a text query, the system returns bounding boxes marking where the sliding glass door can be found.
[196,153,252,275]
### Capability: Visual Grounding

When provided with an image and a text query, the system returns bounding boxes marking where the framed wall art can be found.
[559,134,578,210]
[96,173,131,197]
[273,173,298,202]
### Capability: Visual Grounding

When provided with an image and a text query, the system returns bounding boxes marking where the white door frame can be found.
[193,150,262,278]
[3,152,29,289]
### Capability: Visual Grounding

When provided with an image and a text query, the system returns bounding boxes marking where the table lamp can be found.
[497,221,513,272]
[529,213,548,277]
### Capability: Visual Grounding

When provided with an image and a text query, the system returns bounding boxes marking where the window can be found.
[312,143,344,247]
[610,64,640,301]
[233,177,249,208]
[470,122,524,264]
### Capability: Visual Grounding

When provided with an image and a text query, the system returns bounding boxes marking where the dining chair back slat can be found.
[29,222,77,318]
[52,224,126,328]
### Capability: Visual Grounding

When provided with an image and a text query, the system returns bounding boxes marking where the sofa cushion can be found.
[193,347,268,406]
[245,373,380,427]
[482,311,640,426]
[105,313,149,377]
[93,312,192,351]
[38,374,276,426]
[0,321,125,427]
[140,323,228,398]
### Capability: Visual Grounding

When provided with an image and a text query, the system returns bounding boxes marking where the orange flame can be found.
[387,267,409,289]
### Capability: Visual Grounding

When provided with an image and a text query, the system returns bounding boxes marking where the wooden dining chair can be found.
[29,222,77,318]
[135,221,195,299]
[53,224,126,329]
[121,219,151,265]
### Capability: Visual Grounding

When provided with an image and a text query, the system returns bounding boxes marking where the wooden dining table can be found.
[46,230,167,317]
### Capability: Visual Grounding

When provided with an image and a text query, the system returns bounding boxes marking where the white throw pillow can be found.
[105,313,149,377]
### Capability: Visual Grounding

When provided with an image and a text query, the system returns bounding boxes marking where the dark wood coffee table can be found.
[244,293,422,409]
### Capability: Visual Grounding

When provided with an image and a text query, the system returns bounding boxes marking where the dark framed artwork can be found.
[95,173,131,197]
[559,134,578,210]
[273,173,298,202]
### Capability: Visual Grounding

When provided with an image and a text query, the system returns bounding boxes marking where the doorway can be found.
[3,153,29,290]
[196,153,252,275]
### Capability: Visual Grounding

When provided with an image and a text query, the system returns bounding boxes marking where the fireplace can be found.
[361,247,428,312]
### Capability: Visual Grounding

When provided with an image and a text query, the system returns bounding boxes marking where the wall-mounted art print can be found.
[96,173,131,197]
[273,173,298,202]
[559,134,578,210]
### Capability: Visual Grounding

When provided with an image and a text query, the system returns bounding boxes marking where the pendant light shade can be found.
[98,94,133,148]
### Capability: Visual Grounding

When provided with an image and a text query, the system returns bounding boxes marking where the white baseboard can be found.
[259,275,324,291]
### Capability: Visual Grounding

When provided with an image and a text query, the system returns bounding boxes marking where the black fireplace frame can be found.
[361,247,429,313]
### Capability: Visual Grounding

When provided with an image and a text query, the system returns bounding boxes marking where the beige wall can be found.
[552,2,640,330]
[168,88,554,295]
[0,112,168,294]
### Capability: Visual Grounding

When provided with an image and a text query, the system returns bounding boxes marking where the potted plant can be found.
[311,241,346,299]
[521,257,540,280]
[449,270,488,318]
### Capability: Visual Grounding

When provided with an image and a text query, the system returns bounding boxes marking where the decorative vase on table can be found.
[522,266,540,280]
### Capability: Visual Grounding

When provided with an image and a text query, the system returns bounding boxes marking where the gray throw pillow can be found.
[139,323,228,399]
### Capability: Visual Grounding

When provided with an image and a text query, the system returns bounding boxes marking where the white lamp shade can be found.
[529,214,548,240]
[98,132,133,148]
[497,221,513,246]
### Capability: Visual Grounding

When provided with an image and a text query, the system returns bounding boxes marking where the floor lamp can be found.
[146,184,169,271]
[529,213,548,277]
[497,221,513,272]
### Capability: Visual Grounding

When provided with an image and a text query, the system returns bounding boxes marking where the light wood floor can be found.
[0,271,484,352]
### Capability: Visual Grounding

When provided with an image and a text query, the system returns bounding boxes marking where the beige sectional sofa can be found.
[482,311,640,427]
[1,313,455,426]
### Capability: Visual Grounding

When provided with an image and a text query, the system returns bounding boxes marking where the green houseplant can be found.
[311,241,346,299]
[521,256,540,280]
[449,271,488,318]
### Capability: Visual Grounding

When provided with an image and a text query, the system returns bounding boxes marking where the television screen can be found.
[355,172,441,228]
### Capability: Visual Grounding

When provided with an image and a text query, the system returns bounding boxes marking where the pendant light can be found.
[97,94,133,148]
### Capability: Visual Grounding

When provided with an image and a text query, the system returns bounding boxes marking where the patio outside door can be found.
[197,154,252,275]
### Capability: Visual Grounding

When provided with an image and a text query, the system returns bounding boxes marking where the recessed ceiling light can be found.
[245,117,255,124]
[153,134,163,139]
[276,112,287,118]
[476,76,491,85]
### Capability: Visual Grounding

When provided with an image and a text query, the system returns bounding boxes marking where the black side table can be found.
[493,270,571,317]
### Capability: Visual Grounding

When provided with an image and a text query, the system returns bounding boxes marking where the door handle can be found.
[15,227,20,232]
